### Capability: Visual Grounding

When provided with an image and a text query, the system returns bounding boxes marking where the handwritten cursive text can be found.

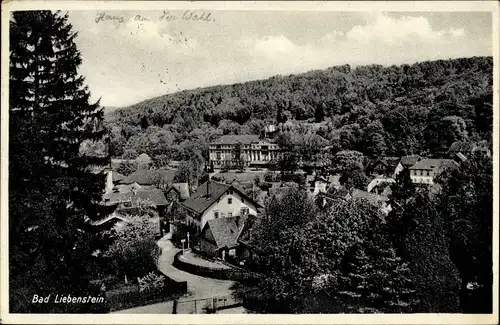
[95,12,124,24]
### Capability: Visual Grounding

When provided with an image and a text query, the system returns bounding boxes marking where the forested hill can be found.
[106,56,492,159]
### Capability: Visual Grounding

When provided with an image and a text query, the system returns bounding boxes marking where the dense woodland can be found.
[105,56,492,162]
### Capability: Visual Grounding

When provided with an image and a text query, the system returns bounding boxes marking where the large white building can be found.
[209,135,281,169]
[408,159,458,184]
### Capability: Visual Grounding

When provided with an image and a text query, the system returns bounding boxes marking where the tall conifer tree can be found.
[9,10,109,313]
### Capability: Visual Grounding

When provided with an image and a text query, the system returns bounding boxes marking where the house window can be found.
[228,198,232,204]
[241,207,249,215]
[214,211,220,219]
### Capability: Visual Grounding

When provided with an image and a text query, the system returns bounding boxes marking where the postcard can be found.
[1,1,498,324]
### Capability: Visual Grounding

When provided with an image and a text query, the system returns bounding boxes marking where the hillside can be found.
[105,56,492,160]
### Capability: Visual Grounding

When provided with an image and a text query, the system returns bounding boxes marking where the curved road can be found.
[113,235,238,314]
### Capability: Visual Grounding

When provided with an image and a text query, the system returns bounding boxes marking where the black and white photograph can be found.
[1,1,498,323]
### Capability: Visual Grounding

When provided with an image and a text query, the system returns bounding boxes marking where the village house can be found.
[180,180,262,234]
[103,187,169,213]
[408,159,458,185]
[392,155,421,178]
[366,155,421,179]
[102,187,169,236]
[195,215,248,260]
[365,157,400,178]
[208,134,281,169]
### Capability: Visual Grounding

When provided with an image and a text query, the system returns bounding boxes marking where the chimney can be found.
[236,215,240,227]
[206,180,210,197]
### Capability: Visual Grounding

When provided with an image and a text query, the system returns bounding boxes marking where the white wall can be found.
[393,162,404,179]
[410,169,434,184]
[105,170,114,193]
[200,191,258,230]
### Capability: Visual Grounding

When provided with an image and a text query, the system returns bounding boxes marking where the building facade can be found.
[181,181,261,233]
[408,159,457,184]
[209,135,281,169]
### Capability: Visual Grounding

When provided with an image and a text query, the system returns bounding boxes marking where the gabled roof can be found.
[103,188,168,206]
[211,134,260,145]
[400,155,421,168]
[365,157,400,174]
[409,159,457,171]
[181,181,262,216]
[205,216,247,249]
[181,181,231,215]
[120,169,176,185]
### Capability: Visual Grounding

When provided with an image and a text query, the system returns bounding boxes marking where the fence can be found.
[173,251,261,282]
[173,290,258,314]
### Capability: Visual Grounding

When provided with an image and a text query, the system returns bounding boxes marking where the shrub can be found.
[138,271,165,293]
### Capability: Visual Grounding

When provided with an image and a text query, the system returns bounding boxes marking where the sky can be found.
[67,10,493,108]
